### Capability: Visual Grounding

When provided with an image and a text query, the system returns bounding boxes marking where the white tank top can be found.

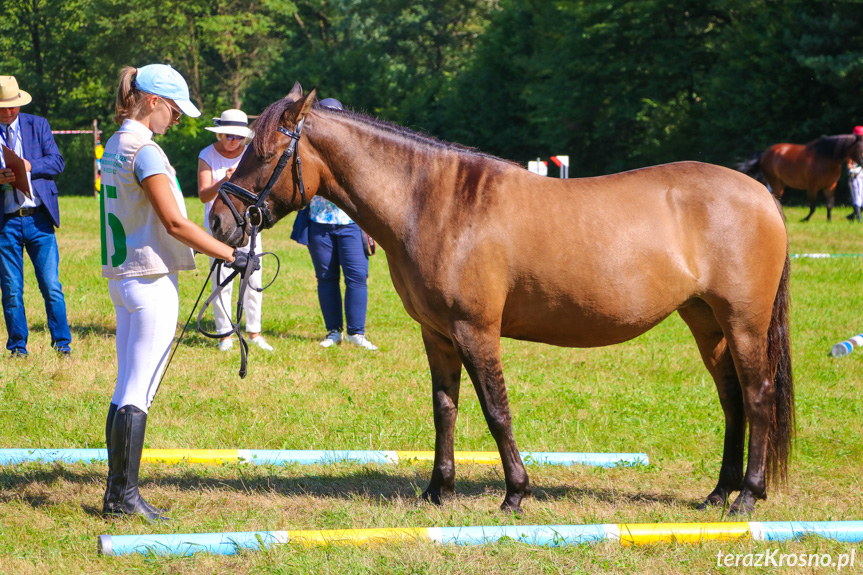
[198,143,246,231]
[100,122,195,279]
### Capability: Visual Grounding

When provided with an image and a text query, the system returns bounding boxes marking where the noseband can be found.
[217,120,307,230]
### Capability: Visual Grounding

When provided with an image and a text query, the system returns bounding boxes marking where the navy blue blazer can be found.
[14,113,65,227]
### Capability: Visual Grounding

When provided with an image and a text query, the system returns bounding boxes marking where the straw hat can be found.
[0,76,32,108]
[205,109,254,139]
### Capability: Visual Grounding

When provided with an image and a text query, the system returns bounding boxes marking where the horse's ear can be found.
[286,82,303,101]
[298,87,317,121]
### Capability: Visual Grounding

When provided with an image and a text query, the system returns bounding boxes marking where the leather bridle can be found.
[217,119,307,231]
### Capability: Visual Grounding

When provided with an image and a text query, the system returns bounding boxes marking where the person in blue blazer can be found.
[0,75,71,357]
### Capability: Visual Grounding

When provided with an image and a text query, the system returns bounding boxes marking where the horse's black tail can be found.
[737,152,765,184]
[766,245,794,488]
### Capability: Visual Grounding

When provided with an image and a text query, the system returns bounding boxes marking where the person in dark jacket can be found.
[0,75,71,357]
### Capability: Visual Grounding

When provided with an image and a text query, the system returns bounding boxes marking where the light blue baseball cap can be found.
[134,64,201,118]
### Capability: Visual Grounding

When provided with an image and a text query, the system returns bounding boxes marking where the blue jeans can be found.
[0,209,72,354]
[307,222,369,335]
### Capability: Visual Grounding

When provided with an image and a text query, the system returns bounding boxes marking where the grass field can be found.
[0,198,862,574]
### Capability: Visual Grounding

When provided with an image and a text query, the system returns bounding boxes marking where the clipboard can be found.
[1,144,32,199]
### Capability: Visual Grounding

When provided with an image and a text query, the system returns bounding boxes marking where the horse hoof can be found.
[696,498,721,511]
[420,489,443,506]
[728,493,756,516]
[500,501,524,515]
[696,488,731,511]
[500,493,526,514]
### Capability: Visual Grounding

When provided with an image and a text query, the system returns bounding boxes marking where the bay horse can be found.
[210,84,794,515]
[738,134,863,222]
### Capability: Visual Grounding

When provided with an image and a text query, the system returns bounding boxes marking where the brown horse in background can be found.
[739,134,863,221]
[211,83,794,515]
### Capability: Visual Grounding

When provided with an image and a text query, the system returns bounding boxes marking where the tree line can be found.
[2,0,862,200]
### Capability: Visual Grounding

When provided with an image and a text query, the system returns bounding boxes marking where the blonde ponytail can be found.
[113,66,148,124]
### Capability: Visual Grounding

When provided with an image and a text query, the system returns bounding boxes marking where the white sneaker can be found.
[249,335,274,351]
[345,333,378,351]
[218,338,234,352]
[320,329,342,348]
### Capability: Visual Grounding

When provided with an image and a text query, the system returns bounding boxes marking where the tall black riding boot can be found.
[855,206,861,222]
[103,403,164,517]
[102,404,167,521]
[103,403,117,496]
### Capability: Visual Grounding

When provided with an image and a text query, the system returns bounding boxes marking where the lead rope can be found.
[153,232,281,401]
[151,259,221,403]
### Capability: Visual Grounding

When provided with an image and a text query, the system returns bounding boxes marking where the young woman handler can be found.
[100,64,257,521]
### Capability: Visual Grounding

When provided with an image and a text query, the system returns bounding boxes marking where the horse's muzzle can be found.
[209,211,247,247]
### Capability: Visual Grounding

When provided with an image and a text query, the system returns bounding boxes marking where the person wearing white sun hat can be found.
[99,65,260,522]
[197,109,272,352]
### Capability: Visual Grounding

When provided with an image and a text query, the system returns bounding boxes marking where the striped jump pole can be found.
[98,521,863,556]
[0,449,648,468]
[791,253,863,259]
[830,334,863,358]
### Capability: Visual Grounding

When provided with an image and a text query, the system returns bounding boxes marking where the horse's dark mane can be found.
[252,96,514,166]
[809,134,860,160]
[327,107,511,164]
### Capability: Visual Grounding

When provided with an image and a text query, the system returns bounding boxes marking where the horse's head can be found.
[210,82,317,247]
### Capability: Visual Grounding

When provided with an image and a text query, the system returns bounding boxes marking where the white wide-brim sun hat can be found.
[205,109,254,139]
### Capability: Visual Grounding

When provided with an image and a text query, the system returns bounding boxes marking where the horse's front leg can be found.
[451,320,531,512]
[420,326,463,505]
[801,191,818,222]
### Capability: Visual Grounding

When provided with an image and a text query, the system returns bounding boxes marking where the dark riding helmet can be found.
[319,98,343,111]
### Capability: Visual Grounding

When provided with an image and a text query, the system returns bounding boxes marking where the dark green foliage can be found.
[1,0,862,193]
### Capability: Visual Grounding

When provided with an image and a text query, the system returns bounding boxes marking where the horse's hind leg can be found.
[420,326,464,505]
[450,320,531,512]
[722,329,776,515]
[825,184,837,221]
[678,302,745,509]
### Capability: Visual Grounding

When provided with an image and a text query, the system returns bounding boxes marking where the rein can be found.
[195,222,280,379]
[153,238,281,397]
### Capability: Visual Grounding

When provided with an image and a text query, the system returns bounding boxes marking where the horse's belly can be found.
[500,304,677,347]
[499,275,694,348]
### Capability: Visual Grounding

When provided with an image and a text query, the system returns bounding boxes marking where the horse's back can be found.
[761,142,841,192]
[490,161,787,346]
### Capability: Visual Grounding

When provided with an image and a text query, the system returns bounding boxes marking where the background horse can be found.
[211,84,794,515]
[738,134,863,221]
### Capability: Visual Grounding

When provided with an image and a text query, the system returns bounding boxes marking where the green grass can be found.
[0,199,861,574]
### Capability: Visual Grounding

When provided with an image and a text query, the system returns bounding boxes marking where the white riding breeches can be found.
[851,176,863,208]
[109,273,179,412]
